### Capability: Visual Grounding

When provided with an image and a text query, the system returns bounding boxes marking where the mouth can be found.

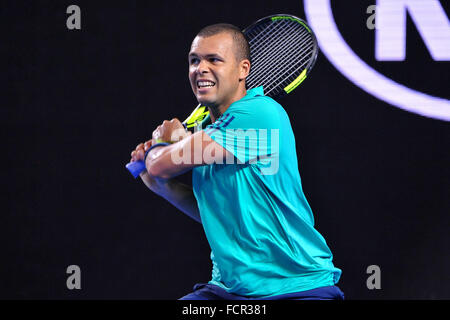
[196,80,216,90]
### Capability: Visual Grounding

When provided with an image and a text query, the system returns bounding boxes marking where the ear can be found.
[238,59,251,80]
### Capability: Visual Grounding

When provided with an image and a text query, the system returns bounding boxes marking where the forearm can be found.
[145,140,196,179]
[145,131,229,179]
[158,179,202,224]
[139,172,201,224]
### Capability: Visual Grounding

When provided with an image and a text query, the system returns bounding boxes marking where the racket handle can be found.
[125,160,146,179]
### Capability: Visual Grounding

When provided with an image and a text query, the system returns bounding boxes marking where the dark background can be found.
[1,0,449,299]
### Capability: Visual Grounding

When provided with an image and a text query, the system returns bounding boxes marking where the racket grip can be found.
[125,160,146,179]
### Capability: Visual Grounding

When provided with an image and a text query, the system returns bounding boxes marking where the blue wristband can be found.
[144,142,170,162]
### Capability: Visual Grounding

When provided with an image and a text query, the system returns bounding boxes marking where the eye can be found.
[189,57,200,65]
[209,57,221,63]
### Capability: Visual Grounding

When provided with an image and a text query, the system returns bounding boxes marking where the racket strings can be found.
[246,20,310,80]
[246,22,314,97]
[246,21,277,46]
[246,20,299,67]
[249,44,311,95]
[246,19,287,48]
[247,33,303,90]
[247,26,305,81]
[261,39,314,95]
[258,43,313,97]
[247,27,311,90]
[264,56,312,97]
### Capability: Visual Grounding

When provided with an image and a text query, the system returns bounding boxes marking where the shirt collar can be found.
[241,86,264,101]
[224,86,264,114]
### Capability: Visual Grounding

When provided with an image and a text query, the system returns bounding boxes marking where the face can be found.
[188,32,249,108]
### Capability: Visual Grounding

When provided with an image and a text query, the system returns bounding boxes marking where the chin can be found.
[198,101,214,108]
[196,96,215,107]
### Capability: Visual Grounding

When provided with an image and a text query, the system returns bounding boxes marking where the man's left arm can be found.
[145,118,232,179]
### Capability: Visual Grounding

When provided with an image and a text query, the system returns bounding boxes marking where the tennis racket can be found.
[126,14,318,178]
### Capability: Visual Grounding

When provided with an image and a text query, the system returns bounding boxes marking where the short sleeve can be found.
[204,97,281,165]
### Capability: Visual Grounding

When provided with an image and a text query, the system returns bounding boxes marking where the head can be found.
[188,23,251,110]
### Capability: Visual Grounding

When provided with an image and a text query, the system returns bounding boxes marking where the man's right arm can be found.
[131,140,201,224]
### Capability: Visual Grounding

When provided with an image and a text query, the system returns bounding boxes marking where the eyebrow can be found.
[188,53,224,60]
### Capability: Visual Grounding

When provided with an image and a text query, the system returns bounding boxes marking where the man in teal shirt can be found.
[130,23,343,299]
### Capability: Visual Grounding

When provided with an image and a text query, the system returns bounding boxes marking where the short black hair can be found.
[196,23,250,62]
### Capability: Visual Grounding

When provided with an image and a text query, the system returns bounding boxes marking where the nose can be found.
[196,59,209,74]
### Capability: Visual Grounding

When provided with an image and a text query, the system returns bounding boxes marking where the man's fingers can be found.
[136,142,144,150]
[171,118,181,124]
[137,148,144,160]
[129,119,182,163]
[130,142,149,162]
[144,140,153,151]
[130,149,143,162]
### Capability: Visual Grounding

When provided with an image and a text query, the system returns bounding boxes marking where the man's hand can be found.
[130,139,168,195]
[130,139,155,164]
[152,118,190,143]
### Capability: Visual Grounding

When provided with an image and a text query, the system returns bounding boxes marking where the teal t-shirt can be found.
[192,86,342,298]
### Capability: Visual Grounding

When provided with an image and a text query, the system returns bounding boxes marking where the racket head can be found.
[243,14,318,99]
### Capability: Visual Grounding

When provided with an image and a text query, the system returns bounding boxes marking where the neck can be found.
[208,85,247,123]
[208,105,223,123]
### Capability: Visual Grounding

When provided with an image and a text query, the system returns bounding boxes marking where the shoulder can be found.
[229,94,284,117]
[223,96,287,130]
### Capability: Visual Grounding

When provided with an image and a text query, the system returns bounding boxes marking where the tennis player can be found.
[130,24,344,300]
